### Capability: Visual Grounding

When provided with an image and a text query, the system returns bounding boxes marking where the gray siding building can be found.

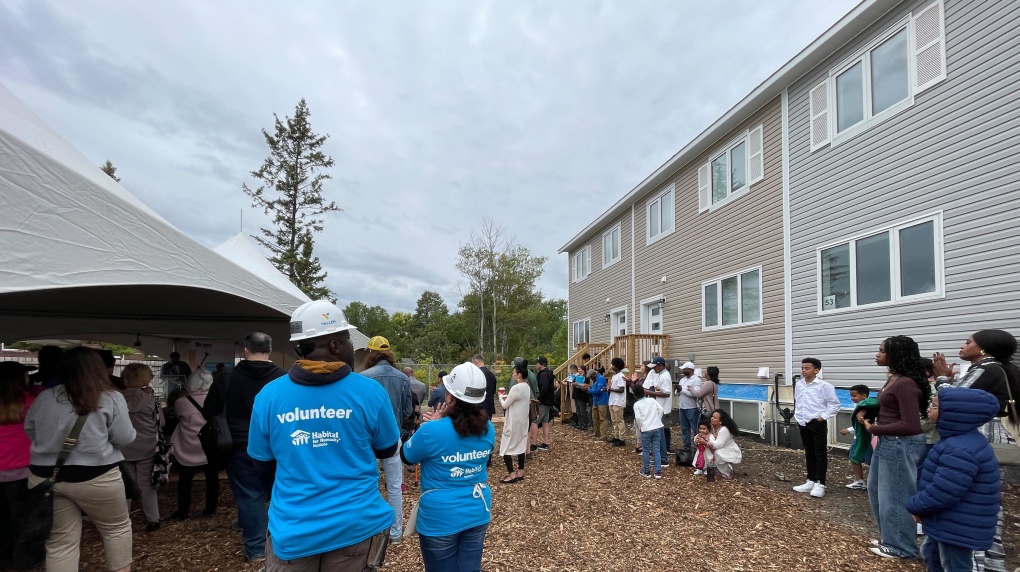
[788,0,1020,387]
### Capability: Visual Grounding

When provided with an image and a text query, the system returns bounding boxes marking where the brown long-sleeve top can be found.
[868,374,923,436]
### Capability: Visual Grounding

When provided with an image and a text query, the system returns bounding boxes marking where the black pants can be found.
[503,454,525,473]
[176,464,220,517]
[573,399,590,428]
[0,478,45,569]
[800,419,829,485]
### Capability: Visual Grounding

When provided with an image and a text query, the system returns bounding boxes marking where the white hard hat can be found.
[443,362,488,405]
[289,300,354,341]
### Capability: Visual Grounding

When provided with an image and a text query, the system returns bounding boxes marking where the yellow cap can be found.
[368,336,391,351]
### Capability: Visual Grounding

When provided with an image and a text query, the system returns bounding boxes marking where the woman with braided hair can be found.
[932,329,1019,572]
[858,335,930,559]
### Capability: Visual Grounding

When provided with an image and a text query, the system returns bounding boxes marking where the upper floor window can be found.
[698,125,764,212]
[810,1,946,151]
[818,213,944,313]
[646,186,674,244]
[572,245,591,282]
[703,267,762,330]
[602,224,621,268]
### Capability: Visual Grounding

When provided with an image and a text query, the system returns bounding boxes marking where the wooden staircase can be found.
[552,335,670,382]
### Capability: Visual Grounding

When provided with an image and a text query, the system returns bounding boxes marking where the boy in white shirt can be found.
[632,385,664,479]
[607,358,628,447]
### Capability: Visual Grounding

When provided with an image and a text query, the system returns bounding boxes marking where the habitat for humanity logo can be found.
[444,448,491,478]
[291,430,310,446]
[320,312,336,326]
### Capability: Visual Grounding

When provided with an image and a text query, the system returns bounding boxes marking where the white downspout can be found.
[781,89,793,387]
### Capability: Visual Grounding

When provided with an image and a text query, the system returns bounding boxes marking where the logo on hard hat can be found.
[319,312,337,326]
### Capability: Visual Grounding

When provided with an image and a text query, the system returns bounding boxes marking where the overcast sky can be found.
[0,0,858,314]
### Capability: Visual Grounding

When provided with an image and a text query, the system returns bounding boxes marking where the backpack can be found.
[186,395,232,466]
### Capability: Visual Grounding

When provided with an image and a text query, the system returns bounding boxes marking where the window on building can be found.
[810,3,947,151]
[602,224,621,267]
[572,245,590,282]
[699,126,764,212]
[702,268,762,330]
[819,214,942,312]
[572,319,590,348]
[646,186,674,243]
[835,28,909,136]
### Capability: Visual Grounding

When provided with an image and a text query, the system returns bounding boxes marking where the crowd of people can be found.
[788,331,1017,572]
[0,303,1015,572]
[556,354,740,482]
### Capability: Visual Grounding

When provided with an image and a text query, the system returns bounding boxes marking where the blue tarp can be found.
[835,389,856,410]
[717,384,769,402]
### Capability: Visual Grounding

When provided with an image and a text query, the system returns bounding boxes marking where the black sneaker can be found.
[537,443,550,451]
[611,439,625,447]
[530,445,538,453]
[145,521,161,533]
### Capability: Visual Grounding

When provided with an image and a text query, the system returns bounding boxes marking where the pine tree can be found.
[100,160,121,182]
[243,99,340,300]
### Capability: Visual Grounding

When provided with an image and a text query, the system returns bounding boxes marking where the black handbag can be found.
[186,395,233,465]
[20,415,88,546]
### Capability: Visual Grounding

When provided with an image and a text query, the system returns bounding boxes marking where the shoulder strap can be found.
[186,395,206,417]
[992,364,1018,421]
[52,414,89,482]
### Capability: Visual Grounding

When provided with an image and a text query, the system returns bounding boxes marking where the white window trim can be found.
[571,318,591,349]
[645,185,675,246]
[815,211,945,315]
[639,295,664,334]
[707,132,751,212]
[608,305,627,339]
[572,245,591,283]
[701,265,764,331]
[602,223,622,269]
[829,17,914,148]
[699,125,765,213]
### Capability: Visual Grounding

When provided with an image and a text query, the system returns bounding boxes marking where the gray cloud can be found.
[1,0,857,313]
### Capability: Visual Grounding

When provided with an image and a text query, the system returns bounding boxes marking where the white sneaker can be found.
[792,480,816,493]
[845,479,867,490]
[917,522,924,536]
[693,469,704,475]
[810,483,826,498]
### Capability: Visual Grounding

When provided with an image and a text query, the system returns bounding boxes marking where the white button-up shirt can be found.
[678,374,702,410]
[793,377,841,426]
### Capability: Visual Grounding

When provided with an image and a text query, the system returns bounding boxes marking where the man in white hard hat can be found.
[248,300,400,571]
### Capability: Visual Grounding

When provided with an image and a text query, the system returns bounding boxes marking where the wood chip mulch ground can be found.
[23,418,1019,571]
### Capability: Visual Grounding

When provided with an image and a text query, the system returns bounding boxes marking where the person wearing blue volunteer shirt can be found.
[402,362,495,572]
[249,300,400,572]
[587,369,610,439]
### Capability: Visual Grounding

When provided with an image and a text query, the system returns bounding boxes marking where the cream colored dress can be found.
[498,382,531,456]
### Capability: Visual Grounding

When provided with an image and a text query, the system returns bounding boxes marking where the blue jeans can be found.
[640,430,662,474]
[921,536,973,572]
[380,447,403,539]
[226,448,273,559]
[868,434,926,558]
[419,523,489,572]
[678,408,701,454]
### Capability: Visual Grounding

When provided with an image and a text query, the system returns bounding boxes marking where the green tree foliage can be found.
[455,218,549,361]
[243,99,339,301]
[100,160,121,182]
[342,301,392,340]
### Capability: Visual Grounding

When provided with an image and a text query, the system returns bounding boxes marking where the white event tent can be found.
[0,82,363,358]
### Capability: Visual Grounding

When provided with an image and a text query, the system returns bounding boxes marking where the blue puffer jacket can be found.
[905,387,1002,550]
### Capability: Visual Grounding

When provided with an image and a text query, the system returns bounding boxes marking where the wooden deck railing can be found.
[553,335,669,382]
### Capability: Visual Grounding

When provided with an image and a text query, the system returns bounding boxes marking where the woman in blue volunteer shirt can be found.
[402,362,495,572]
